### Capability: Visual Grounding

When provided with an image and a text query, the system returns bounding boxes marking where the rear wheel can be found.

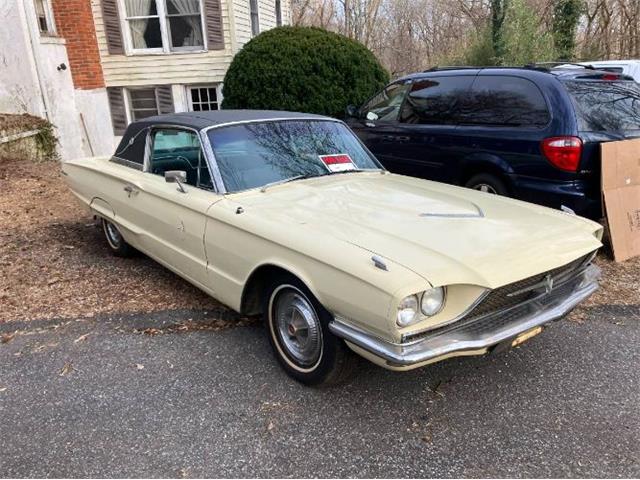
[465,173,509,196]
[101,218,133,257]
[264,274,357,386]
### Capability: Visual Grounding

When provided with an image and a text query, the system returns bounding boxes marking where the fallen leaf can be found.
[267,421,275,431]
[134,363,144,370]
[59,362,73,376]
[74,333,90,343]
[0,387,7,392]
[1,332,16,344]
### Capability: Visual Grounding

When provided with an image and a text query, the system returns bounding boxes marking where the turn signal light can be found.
[541,136,582,172]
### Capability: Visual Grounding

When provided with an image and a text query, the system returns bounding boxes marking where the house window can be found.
[127,88,160,121]
[275,0,282,26]
[249,0,260,37]
[34,0,56,35]
[122,0,204,53]
[188,85,220,111]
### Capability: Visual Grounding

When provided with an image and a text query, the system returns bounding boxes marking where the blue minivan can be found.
[346,66,640,219]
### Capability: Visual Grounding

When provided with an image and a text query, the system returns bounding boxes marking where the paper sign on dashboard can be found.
[320,154,356,172]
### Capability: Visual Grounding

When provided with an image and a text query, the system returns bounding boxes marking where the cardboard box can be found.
[601,138,640,262]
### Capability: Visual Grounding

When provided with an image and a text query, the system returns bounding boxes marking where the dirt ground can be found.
[0,157,637,324]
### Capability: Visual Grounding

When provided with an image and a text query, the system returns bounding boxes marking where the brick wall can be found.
[52,0,105,90]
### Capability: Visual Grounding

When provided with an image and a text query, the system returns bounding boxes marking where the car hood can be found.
[229,172,602,289]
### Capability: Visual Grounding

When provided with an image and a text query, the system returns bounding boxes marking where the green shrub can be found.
[222,26,389,118]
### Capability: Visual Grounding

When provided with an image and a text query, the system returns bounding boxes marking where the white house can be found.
[0,0,290,160]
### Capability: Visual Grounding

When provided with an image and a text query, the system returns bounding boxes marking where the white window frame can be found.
[124,87,160,123]
[249,0,260,37]
[33,0,57,36]
[186,84,222,111]
[118,0,208,55]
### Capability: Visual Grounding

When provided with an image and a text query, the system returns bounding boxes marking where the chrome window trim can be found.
[202,117,386,194]
[110,156,144,171]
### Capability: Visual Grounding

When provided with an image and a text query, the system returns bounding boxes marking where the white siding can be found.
[93,0,289,87]
[92,0,234,86]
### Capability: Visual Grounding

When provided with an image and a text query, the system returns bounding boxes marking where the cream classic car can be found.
[63,110,603,385]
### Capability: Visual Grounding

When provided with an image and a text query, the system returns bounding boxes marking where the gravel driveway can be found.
[1,306,638,478]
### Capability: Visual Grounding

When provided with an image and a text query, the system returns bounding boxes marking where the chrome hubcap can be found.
[474,183,497,194]
[104,221,122,248]
[273,288,322,368]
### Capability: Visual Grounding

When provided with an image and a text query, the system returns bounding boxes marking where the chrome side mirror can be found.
[165,170,187,193]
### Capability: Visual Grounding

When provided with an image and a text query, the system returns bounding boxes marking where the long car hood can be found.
[231,172,602,289]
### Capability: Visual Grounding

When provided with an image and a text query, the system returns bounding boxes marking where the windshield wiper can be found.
[260,174,314,192]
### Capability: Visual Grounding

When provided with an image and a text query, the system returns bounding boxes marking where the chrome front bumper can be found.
[329,264,601,368]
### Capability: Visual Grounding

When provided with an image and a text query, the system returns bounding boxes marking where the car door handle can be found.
[123,184,139,197]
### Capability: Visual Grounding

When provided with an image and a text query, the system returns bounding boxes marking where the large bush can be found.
[221,27,389,118]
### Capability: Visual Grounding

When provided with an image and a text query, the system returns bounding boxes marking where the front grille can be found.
[403,253,593,343]
[465,254,589,319]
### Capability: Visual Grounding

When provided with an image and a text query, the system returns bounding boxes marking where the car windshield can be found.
[207,120,382,192]
[564,80,640,133]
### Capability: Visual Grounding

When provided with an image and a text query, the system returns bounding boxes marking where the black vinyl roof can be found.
[130,109,331,131]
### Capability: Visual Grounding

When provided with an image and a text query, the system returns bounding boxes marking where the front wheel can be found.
[264,275,357,386]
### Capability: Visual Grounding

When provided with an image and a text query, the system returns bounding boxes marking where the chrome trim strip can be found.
[329,265,600,367]
[419,202,485,218]
[201,116,345,134]
[110,156,143,171]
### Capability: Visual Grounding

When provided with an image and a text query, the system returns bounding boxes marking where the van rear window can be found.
[564,81,640,132]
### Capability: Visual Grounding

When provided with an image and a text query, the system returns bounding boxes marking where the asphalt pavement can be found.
[1,305,638,478]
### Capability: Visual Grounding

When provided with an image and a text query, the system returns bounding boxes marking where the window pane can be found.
[129,18,162,49]
[399,77,474,125]
[151,129,207,187]
[129,88,158,120]
[208,120,381,192]
[168,15,203,48]
[362,82,410,122]
[564,80,640,132]
[166,0,200,14]
[459,76,550,127]
[125,0,157,16]
[207,88,217,102]
[191,88,200,103]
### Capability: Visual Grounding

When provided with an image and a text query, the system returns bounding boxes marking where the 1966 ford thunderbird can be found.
[63,110,603,385]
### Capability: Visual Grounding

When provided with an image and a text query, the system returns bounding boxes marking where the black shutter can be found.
[107,87,127,136]
[156,85,175,114]
[204,0,225,50]
[101,0,124,55]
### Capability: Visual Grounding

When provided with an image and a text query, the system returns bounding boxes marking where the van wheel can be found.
[264,274,357,386]
[101,218,134,257]
[465,173,509,196]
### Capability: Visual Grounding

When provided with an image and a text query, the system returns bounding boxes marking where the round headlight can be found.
[421,287,445,316]
[396,295,419,327]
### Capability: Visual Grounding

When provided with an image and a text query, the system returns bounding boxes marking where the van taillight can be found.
[541,136,582,172]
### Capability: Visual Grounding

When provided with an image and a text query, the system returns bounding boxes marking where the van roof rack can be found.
[523,62,596,71]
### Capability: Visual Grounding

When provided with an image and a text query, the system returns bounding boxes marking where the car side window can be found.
[459,76,550,127]
[149,128,213,190]
[399,76,474,124]
[361,82,410,122]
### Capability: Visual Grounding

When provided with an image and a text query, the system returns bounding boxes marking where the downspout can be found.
[20,0,50,121]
